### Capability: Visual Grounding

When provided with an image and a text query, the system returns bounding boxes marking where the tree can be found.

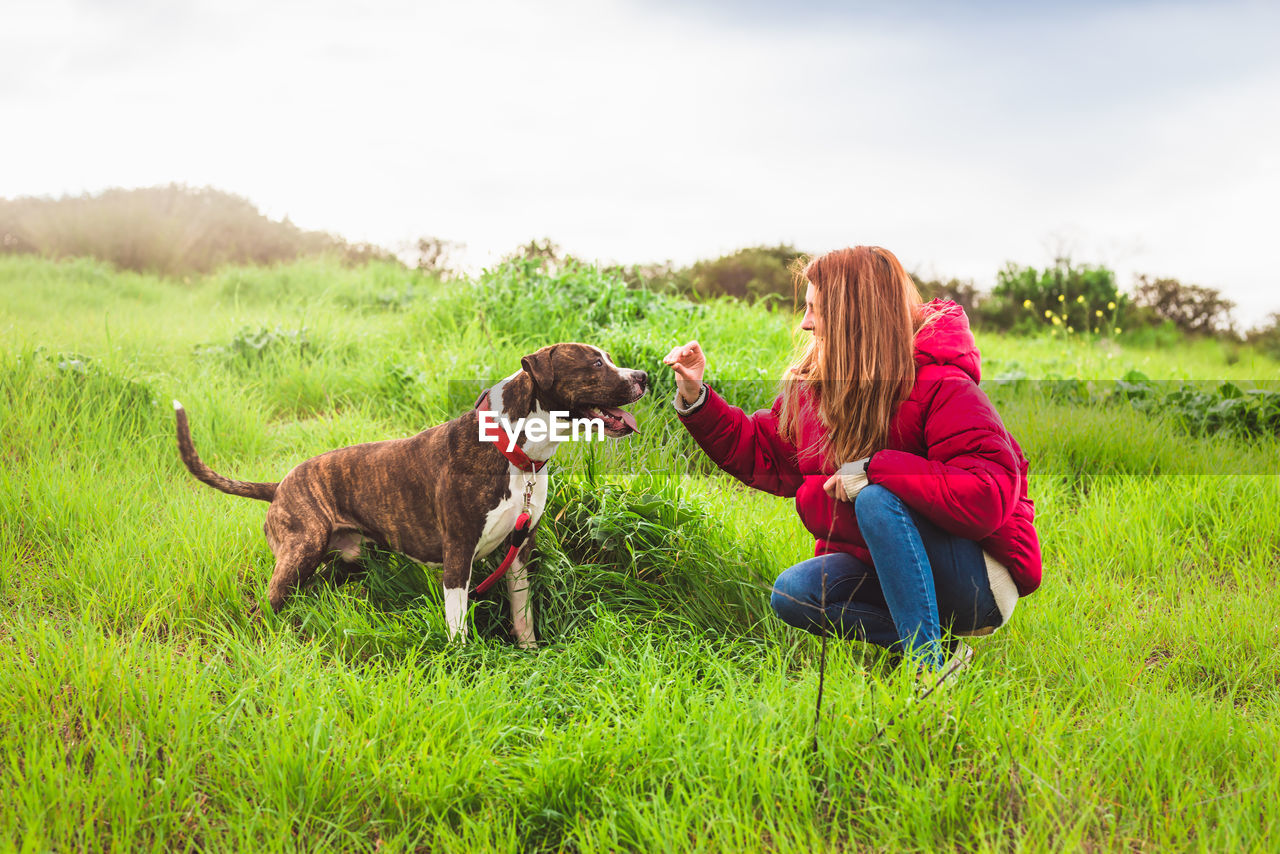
[1131,275,1235,336]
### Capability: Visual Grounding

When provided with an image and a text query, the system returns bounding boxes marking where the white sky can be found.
[4,0,1279,327]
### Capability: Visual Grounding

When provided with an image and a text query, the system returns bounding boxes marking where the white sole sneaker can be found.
[917,642,974,697]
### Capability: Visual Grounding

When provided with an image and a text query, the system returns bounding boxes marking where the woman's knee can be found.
[769,573,801,624]
[770,564,818,626]
[853,483,903,524]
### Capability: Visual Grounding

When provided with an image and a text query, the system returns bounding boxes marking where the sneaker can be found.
[916,642,973,697]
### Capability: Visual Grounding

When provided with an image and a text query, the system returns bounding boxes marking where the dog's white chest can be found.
[473,466,549,560]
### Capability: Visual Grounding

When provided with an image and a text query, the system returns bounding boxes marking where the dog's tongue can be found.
[604,407,639,434]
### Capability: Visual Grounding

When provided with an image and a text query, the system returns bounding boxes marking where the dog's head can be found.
[520,343,648,437]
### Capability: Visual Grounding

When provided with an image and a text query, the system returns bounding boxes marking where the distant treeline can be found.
[0,185,394,276]
[2,185,1275,354]
[616,243,1276,350]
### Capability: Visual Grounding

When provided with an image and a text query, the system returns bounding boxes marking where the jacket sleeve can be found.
[867,369,1022,540]
[677,384,806,498]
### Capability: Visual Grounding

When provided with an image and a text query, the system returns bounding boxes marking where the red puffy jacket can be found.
[678,300,1042,595]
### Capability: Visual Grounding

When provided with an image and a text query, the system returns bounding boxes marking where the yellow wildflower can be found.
[1076,295,1085,304]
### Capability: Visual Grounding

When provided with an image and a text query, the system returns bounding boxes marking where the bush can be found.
[521,475,777,637]
[0,184,396,276]
[404,235,463,277]
[470,257,701,346]
[1131,275,1236,336]
[684,244,806,304]
[911,274,982,315]
[613,259,693,296]
[982,258,1122,333]
[1246,312,1280,360]
[1113,319,1184,350]
[196,325,314,372]
[1110,371,1280,439]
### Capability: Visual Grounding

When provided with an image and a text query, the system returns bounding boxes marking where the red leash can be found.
[474,510,532,594]
[472,388,543,594]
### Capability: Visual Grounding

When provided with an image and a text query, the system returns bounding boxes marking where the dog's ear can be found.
[521,346,556,391]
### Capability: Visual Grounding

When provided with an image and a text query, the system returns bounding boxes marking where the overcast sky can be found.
[4,0,1278,326]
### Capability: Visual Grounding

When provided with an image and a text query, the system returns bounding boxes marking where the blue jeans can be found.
[770,484,1002,668]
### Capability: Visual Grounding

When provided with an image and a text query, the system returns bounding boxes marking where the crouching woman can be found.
[663,246,1041,672]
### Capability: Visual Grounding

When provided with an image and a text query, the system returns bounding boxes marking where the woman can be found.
[663,246,1041,673]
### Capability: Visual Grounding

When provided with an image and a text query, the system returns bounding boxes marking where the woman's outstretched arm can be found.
[664,340,806,498]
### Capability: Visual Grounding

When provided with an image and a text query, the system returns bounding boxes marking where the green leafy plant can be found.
[982,257,1123,333]
[470,257,701,345]
[1025,292,1124,341]
[198,325,312,369]
[1109,370,1280,438]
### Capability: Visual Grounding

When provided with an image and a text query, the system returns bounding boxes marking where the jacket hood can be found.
[914,299,981,383]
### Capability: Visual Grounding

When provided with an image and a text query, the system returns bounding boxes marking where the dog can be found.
[174,343,648,647]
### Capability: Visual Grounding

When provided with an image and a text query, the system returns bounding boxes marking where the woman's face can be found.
[800,281,822,338]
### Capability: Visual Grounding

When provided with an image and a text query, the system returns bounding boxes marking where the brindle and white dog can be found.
[174,343,648,647]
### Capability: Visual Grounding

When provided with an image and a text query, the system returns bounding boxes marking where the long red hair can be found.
[779,246,925,465]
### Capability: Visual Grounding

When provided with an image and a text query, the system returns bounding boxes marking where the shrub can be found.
[1130,275,1236,337]
[196,325,313,373]
[1246,312,1280,360]
[1113,319,1183,350]
[522,475,777,637]
[614,259,694,296]
[911,274,982,314]
[982,258,1122,333]
[471,257,701,345]
[501,238,565,271]
[685,244,806,304]
[404,235,463,277]
[1110,371,1280,439]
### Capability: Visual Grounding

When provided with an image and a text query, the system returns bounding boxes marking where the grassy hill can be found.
[0,186,392,276]
[2,255,1278,851]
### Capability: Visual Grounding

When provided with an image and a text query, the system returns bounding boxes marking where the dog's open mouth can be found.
[578,405,638,437]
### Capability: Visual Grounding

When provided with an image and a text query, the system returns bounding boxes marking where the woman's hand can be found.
[823,474,849,502]
[662,340,707,406]
[824,458,872,503]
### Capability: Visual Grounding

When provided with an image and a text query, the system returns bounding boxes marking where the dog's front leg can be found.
[506,539,537,650]
[442,544,473,643]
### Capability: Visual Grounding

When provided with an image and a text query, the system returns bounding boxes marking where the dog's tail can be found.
[174,400,278,502]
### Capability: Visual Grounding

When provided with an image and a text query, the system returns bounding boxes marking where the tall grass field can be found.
[2,254,1279,851]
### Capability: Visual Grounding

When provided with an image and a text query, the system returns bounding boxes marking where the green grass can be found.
[2,255,1279,851]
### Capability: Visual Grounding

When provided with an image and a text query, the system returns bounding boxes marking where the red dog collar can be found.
[474,390,547,473]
